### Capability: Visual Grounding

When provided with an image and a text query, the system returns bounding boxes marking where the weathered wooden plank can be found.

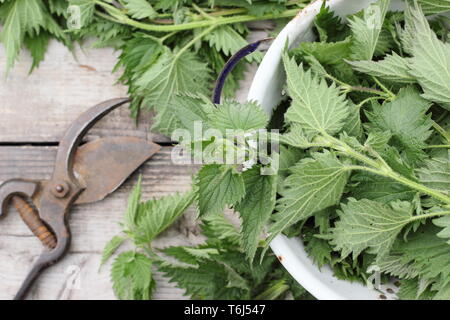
[0,146,200,299]
[0,40,169,144]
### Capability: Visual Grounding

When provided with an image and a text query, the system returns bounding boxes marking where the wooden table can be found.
[0,28,267,300]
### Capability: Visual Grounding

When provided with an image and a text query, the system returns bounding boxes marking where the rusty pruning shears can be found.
[0,98,160,300]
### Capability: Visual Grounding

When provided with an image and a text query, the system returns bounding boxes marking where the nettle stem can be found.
[322,133,450,206]
[410,210,450,221]
[325,74,389,99]
[96,1,302,32]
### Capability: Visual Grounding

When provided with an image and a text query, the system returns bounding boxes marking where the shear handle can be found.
[14,195,72,300]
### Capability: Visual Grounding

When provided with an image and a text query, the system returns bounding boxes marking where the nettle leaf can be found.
[123,0,157,19]
[207,100,268,134]
[347,52,415,83]
[305,237,333,268]
[68,0,95,28]
[293,38,352,66]
[111,251,155,300]
[348,0,390,61]
[378,255,420,280]
[405,2,450,110]
[202,214,242,246]
[342,102,363,139]
[48,0,68,17]
[196,165,245,216]
[330,198,413,261]
[152,94,212,137]
[269,151,348,243]
[115,35,163,115]
[158,258,249,300]
[116,35,163,81]
[24,32,50,72]
[235,166,277,262]
[206,25,261,62]
[163,246,220,266]
[101,236,126,267]
[349,172,416,203]
[42,12,71,46]
[406,0,450,14]
[366,87,433,165]
[417,151,450,193]
[214,0,286,17]
[136,48,211,112]
[386,225,450,296]
[433,215,450,244]
[313,1,350,42]
[280,124,316,149]
[283,54,349,136]
[364,129,392,152]
[133,191,195,245]
[124,176,143,229]
[0,0,45,70]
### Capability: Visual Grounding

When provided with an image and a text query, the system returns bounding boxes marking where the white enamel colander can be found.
[246,0,408,300]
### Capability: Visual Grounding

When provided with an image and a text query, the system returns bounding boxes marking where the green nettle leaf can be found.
[235,166,277,262]
[123,0,157,19]
[133,191,195,244]
[222,262,250,290]
[201,214,242,246]
[349,172,416,203]
[24,32,50,72]
[342,102,363,139]
[136,48,211,112]
[283,54,349,136]
[163,246,220,266]
[313,2,350,42]
[111,251,155,300]
[152,94,212,137]
[207,101,269,134]
[293,38,352,66]
[269,151,348,242]
[280,124,316,149]
[48,0,69,17]
[305,237,333,268]
[206,25,261,62]
[405,3,450,110]
[433,215,450,244]
[364,129,392,152]
[124,176,143,229]
[348,0,390,60]
[69,0,95,28]
[366,87,433,165]
[417,151,450,193]
[406,0,450,14]
[377,255,420,280]
[196,165,245,216]
[158,259,248,300]
[100,236,126,267]
[330,198,413,261]
[347,52,415,83]
[0,0,45,70]
[382,225,450,298]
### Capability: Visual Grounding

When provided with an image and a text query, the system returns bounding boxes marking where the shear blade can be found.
[73,137,160,204]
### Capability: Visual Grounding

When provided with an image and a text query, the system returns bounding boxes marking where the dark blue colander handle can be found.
[212,38,273,104]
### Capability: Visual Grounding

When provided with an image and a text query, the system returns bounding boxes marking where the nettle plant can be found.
[101,0,450,300]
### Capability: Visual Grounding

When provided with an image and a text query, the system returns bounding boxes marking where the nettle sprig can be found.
[101,177,310,300]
